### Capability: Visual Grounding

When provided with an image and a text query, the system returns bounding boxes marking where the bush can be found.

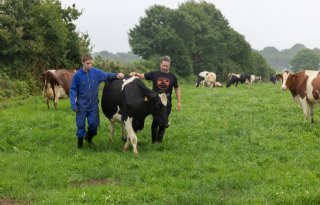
[0,70,41,101]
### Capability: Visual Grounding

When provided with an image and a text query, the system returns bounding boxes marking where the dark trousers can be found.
[151,105,171,143]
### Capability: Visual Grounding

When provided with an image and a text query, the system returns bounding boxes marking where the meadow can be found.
[1,82,320,204]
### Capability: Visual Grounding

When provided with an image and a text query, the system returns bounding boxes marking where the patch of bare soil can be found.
[0,199,29,205]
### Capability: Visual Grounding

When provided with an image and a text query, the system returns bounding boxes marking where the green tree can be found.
[290,49,320,72]
[0,0,88,78]
[129,1,261,78]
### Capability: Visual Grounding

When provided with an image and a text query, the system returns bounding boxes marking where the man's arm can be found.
[130,72,145,79]
[69,76,78,112]
[175,86,181,111]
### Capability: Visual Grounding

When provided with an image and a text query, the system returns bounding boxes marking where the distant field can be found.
[1,82,320,204]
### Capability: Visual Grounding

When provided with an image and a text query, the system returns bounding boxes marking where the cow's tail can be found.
[42,73,47,97]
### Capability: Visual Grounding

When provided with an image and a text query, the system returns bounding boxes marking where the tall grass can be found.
[1,83,320,204]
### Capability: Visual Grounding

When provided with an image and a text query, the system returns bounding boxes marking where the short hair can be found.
[82,53,93,62]
[160,55,171,64]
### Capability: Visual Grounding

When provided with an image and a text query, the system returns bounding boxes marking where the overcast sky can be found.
[60,0,320,53]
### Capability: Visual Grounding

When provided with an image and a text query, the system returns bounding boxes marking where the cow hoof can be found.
[123,145,129,152]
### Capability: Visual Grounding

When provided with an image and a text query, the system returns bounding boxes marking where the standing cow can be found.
[281,70,320,123]
[101,76,169,155]
[42,69,76,109]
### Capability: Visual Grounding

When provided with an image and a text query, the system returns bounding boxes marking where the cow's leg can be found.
[158,126,166,143]
[195,77,202,87]
[47,98,50,109]
[300,97,309,122]
[121,123,127,142]
[123,117,138,155]
[196,76,204,87]
[109,120,115,140]
[309,103,315,123]
[53,85,59,109]
[151,120,159,144]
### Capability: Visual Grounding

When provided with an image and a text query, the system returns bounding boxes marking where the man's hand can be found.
[129,72,136,76]
[177,102,181,111]
[117,73,124,79]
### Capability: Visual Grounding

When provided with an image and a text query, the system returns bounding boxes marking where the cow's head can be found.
[281,71,291,90]
[149,92,169,128]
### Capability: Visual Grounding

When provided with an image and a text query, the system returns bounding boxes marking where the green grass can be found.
[2,83,320,204]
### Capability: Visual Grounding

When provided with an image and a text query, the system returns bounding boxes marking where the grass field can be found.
[1,82,320,204]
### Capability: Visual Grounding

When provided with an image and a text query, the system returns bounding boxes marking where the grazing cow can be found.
[203,72,216,87]
[195,71,208,87]
[281,70,320,123]
[208,81,223,88]
[42,69,76,109]
[101,76,169,155]
[195,71,216,87]
[270,75,277,84]
[226,73,251,88]
[251,75,262,83]
[227,73,240,80]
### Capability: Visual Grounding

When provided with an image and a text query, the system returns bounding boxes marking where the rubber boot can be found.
[85,132,95,147]
[78,137,83,148]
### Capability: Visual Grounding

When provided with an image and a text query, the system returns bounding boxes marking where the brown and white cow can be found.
[196,71,216,87]
[43,69,76,109]
[281,70,320,123]
[208,81,223,88]
[203,72,216,87]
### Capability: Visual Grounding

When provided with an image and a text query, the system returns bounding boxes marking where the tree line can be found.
[128,1,274,79]
[260,44,320,72]
[1,0,280,99]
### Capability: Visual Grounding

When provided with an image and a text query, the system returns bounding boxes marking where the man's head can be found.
[82,53,93,71]
[159,56,171,73]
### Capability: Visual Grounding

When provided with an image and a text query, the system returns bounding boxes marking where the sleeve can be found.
[69,75,78,111]
[173,74,179,88]
[96,68,117,82]
[144,71,154,81]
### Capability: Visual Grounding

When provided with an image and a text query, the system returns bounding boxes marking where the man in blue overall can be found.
[70,53,124,148]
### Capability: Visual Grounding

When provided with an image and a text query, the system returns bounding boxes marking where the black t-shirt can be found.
[144,70,179,102]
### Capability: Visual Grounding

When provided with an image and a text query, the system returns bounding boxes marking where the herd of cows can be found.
[195,71,263,88]
[42,69,319,154]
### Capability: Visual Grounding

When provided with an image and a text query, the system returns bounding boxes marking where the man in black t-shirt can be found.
[130,56,181,143]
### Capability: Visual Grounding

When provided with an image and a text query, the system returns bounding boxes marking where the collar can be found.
[80,67,92,73]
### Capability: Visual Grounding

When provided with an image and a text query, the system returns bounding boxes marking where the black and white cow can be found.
[195,71,208,87]
[101,76,169,155]
[226,73,251,88]
[270,75,277,84]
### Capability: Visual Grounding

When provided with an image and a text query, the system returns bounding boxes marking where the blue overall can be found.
[70,67,117,138]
